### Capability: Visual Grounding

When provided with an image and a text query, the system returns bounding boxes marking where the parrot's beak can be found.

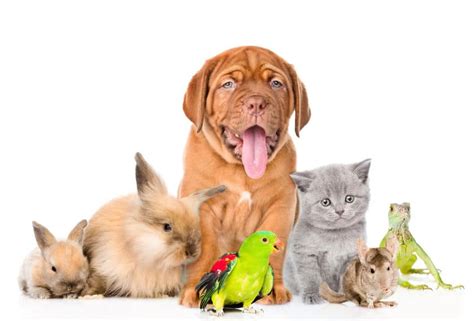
[273,239,284,253]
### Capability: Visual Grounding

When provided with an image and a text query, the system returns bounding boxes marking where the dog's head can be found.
[183,46,310,179]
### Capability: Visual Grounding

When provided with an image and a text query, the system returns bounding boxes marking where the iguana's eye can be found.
[370,268,375,274]
[345,195,355,203]
[321,199,331,207]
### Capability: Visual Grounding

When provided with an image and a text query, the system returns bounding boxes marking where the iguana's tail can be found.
[319,282,348,303]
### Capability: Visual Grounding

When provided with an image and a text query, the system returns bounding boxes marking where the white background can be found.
[0,0,472,320]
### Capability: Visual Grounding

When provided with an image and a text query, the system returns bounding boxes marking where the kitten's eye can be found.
[222,80,235,89]
[270,79,283,88]
[320,199,331,207]
[370,268,375,274]
[51,266,57,272]
[163,223,172,232]
[262,238,268,243]
[345,195,355,203]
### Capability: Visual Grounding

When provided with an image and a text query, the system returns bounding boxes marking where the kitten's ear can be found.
[352,159,371,184]
[356,239,369,265]
[290,171,313,192]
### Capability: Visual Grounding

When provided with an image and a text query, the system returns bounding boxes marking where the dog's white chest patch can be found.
[238,191,252,204]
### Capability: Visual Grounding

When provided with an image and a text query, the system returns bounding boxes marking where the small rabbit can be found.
[83,152,226,298]
[19,220,89,299]
[319,237,399,308]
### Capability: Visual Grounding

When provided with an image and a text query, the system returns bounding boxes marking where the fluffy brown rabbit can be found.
[319,236,399,308]
[83,153,226,298]
[19,220,89,299]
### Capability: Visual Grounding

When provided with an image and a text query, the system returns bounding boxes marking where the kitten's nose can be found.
[335,209,345,216]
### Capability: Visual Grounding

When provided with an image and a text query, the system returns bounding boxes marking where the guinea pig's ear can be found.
[135,153,168,198]
[286,64,310,137]
[357,239,369,265]
[385,236,399,260]
[183,59,217,133]
[290,171,313,192]
[67,219,88,246]
[32,221,56,253]
[352,159,371,184]
[181,185,227,216]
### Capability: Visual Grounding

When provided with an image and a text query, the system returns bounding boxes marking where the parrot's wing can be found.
[260,264,274,297]
[195,252,238,310]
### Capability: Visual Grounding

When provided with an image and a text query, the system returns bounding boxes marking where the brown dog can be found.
[179,46,310,307]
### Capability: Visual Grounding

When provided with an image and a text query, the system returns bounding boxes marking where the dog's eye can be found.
[163,223,172,232]
[222,80,235,89]
[270,79,283,88]
[320,198,331,207]
[51,266,57,272]
[370,268,375,274]
[345,195,355,203]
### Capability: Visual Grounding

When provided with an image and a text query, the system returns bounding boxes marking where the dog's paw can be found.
[179,287,199,308]
[302,292,323,305]
[258,284,292,305]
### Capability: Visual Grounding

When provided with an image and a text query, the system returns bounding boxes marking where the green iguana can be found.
[380,202,463,290]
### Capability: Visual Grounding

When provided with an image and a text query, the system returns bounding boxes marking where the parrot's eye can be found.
[321,198,331,207]
[262,238,268,243]
[163,223,172,232]
[370,268,375,274]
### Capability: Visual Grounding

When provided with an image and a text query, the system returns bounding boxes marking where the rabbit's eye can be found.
[370,268,375,274]
[321,198,331,207]
[345,195,355,203]
[51,266,57,272]
[163,223,172,232]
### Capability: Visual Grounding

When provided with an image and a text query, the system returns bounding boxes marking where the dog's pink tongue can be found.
[242,126,268,179]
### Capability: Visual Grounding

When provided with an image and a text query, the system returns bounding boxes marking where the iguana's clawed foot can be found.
[399,280,432,290]
[407,268,440,275]
[206,308,224,317]
[243,306,263,314]
[437,283,464,290]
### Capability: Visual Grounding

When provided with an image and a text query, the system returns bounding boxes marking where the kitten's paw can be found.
[179,287,199,308]
[258,283,292,305]
[79,294,104,300]
[63,293,79,299]
[302,292,324,305]
[243,306,263,314]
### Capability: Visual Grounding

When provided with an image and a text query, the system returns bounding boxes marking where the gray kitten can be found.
[284,159,371,304]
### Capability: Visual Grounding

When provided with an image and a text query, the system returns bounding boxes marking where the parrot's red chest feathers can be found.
[211,253,237,273]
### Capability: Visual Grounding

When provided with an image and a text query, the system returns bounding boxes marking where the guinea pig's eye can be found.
[163,223,172,232]
[370,268,375,274]
[320,198,331,207]
[345,195,355,203]
[262,237,268,244]
[222,80,235,89]
[51,266,57,272]
[270,79,283,89]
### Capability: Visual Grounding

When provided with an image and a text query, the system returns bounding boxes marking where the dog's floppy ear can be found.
[183,59,216,132]
[287,64,311,137]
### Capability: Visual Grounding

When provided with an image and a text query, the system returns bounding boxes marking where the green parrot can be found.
[380,202,463,290]
[195,230,283,317]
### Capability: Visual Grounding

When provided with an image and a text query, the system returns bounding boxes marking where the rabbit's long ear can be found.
[67,219,88,246]
[357,239,369,265]
[32,221,56,252]
[181,185,227,216]
[135,153,168,199]
[385,235,399,260]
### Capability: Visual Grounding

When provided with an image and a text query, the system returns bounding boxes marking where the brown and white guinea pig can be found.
[19,220,89,298]
[82,153,226,298]
[320,236,399,308]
